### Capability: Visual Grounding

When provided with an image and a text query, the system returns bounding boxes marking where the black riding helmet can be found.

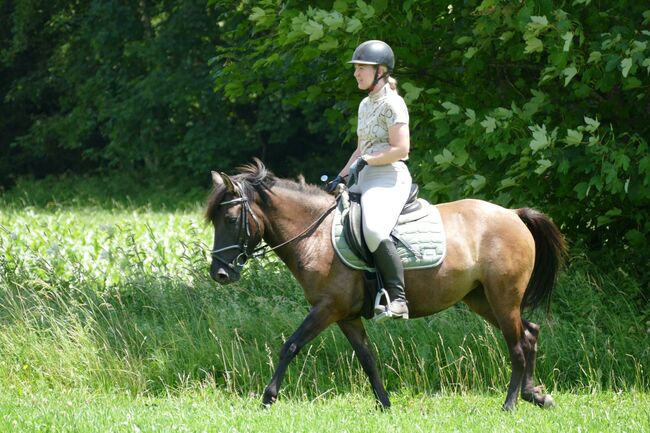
[347,40,395,91]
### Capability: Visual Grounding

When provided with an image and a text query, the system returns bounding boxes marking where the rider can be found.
[326,40,412,320]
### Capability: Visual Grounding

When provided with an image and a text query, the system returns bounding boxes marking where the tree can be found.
[211,0,649,280]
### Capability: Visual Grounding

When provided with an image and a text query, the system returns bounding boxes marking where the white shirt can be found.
[357,83,409,157]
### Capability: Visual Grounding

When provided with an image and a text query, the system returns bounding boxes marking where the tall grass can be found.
[0,190,647,400]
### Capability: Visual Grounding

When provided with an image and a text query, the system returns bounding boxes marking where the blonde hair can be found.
[388,76,398,92]
[379,65,398,93]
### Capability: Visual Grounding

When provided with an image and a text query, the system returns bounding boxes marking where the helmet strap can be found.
[367,66,389,93]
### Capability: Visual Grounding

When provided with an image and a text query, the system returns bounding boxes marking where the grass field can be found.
[1,178,648,432]
[1,388,648,433]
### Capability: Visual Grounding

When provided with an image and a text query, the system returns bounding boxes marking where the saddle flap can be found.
[342,194,374,264]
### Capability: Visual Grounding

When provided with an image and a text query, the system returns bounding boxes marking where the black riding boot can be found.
[372,239,409,319]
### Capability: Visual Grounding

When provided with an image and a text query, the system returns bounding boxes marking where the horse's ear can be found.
[211,171,236,193]
[211,171,224,187]
[220,172,236,193]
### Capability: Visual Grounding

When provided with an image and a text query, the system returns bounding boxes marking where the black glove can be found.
[348,157,368,183]
[324,175,345,194]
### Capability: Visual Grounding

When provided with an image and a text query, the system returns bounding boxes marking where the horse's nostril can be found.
[215,268,230,282]
[210,266,227,282]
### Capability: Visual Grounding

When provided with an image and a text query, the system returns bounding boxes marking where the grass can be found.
[1,388,648,433]
[0,176,649,431]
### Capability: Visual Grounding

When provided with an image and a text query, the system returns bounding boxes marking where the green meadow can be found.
[0,179,648,432]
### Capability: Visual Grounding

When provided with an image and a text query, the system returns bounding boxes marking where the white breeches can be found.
[351,162,412,252]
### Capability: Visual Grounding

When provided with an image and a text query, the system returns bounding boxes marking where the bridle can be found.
[210,182,336,274]
[210,190,261,274]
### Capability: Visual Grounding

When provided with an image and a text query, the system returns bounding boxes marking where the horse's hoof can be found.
[261,393,276,409]
[543,394,555,408]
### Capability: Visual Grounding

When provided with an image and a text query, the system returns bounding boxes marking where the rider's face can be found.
[353,64,376,91]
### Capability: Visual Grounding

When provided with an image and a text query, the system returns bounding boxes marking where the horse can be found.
[205,158,567,411]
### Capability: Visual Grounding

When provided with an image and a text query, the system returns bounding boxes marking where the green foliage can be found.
[209,0,650,279]
[0,0,259,184]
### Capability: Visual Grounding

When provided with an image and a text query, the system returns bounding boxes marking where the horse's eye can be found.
[226,216,238,224]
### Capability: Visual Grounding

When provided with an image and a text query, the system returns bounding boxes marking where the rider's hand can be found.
[348,157,368,180]
[324,175,345,194]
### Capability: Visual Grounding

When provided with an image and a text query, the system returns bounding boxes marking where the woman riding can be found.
[326,40,412,320]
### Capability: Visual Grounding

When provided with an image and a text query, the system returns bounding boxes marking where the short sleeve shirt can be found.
[357,83,409,157]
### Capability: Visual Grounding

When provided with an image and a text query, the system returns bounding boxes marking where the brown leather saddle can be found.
[341,183,422,266]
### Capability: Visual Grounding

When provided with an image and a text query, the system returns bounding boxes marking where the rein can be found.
[211,184,336,273]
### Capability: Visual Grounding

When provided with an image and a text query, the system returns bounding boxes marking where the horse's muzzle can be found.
[209,264,240,284]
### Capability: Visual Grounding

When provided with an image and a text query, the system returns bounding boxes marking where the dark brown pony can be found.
[206,159,566,411]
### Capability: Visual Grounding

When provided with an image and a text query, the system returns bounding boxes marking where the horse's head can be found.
[206,170,265,284]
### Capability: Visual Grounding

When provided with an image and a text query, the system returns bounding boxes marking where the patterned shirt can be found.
[357,83,409,158]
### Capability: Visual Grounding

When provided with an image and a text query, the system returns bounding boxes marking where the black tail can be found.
[516,208,568,313]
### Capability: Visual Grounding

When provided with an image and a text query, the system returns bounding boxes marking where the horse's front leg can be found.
[338,318,390,410]
[262,301,337,407]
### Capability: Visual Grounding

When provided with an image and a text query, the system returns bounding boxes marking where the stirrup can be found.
[373,289,393,323]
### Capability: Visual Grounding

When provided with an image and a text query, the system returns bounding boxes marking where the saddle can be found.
[342,184,422,265]
[332,185,446,318]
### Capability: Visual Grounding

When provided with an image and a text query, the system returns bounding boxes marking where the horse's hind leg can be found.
[464,287,526,411]
[338,318,390,410]
[520,319,554,407]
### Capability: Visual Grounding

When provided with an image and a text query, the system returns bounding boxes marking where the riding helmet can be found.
[347,40,395,72]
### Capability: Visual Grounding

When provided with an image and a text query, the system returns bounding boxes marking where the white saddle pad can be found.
[331,198,446,271]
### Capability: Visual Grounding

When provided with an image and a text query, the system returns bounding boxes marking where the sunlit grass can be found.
[0,196,648,402]
[0,388,648,433]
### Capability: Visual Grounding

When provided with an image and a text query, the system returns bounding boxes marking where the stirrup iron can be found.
[372,289,393,323]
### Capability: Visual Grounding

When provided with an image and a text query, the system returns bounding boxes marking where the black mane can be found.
[205,158,329,221]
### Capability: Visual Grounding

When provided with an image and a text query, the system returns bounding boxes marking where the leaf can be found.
[303,20,324,41]
[621,58,633,78]
[333,0,349,12]
[584,116,600,132]
[455,36,472,45]
[357,0,375,18]
[464,108,476,126]
[574,182,589,199]
[464,47,478,59]
[529,124,550,152]
[524,37,544,54]
[318,38,339,51]
[423,181,447,193]
[401,82,424,104]
[481,116,497,133]
[469,174,486,193]
[563,66,577,86]
[528,16,549,34]
[434,149,455,166]
[500,31,514,43]
[345,18,362,33]
[534,158,552,175]
[441,101,460,115]
[624,229,645,249]
[498,177,518,191]
[561,32,573,52]
[493,107,513,120]
[587,51,602,64]
[565,129,583,146]
[596,208,622,227]
[249,7,266,22]
[642,58,650,73]
[323,12,344,30]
